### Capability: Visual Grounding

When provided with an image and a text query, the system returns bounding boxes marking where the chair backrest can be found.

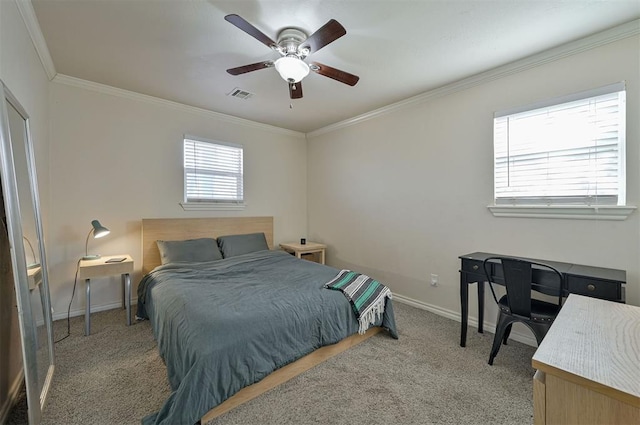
[483,256,564,319]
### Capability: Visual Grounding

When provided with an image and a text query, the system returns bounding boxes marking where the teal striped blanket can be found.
[324,270,392,334]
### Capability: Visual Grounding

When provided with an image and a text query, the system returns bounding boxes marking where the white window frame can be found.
[180,135,245,211]
[488,83,635,220]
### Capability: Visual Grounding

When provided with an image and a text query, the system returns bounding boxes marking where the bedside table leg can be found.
[124,273,131,326]
[121,275,125,310]
[85,278,91,336]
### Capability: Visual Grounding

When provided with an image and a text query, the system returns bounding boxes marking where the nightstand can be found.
[279,242,326,265]
[79,255,133,336]
[27,266,42,291]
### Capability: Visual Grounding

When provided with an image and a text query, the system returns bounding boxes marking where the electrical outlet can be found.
[430,273,438,287]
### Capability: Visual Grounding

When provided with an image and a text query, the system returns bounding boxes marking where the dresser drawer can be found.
[566,276,621,301]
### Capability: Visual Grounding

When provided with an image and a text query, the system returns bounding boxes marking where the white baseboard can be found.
[392,293,538,347]
[0,367,25,423]
[52,298,138,322]
[53,293,538,347]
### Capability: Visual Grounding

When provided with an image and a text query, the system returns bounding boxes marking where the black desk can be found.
[458,252,626,347]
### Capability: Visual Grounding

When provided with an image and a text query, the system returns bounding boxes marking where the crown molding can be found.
[15,1,639,140]
[15,0,57,80]
[16,0,301,138]
[52,74,306,139]
[307,19,640,139]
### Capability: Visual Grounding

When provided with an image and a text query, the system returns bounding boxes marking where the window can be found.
[491,83,629,218]
[183,137,244,207]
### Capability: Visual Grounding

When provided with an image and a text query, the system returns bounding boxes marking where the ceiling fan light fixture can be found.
[274,56,309,83]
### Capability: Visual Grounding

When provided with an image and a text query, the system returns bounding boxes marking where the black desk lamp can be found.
[83,220,110,260]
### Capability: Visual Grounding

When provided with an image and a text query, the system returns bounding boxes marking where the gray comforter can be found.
[137,249,398,425]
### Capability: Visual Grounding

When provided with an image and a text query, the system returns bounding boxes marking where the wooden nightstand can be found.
[79,255,134,336]
[279,242,326,265]
[27,266,42,291]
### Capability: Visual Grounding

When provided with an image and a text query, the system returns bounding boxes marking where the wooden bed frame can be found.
[140,217,380,422]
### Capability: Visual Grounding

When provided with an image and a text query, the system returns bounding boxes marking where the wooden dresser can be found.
[532,294,639,424]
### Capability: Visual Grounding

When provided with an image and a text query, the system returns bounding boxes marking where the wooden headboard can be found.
[141,217,274,274]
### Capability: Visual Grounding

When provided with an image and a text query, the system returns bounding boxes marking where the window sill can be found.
[487,205,636,220]
[180,202,246,211]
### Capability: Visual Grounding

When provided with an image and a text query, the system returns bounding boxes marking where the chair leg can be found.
[489,312,513,365]
[502,324,512,345]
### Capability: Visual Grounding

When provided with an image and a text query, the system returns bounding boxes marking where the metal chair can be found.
[483,256,563,365]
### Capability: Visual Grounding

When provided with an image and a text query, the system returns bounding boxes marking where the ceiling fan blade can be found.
[310,62,359,86]
[227,61,273,76]
[289,81,303,99]
[301,19,346,54]
[224,14,277,49]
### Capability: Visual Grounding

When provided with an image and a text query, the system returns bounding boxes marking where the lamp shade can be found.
[91,220,110,238]
[274,56,310,83]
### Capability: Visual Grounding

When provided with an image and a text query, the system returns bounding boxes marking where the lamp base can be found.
[82,254,101,260]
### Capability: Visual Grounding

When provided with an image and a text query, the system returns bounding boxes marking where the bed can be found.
[137,217,398,425]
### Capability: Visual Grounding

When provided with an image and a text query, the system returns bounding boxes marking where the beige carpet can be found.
[8,302,536,425]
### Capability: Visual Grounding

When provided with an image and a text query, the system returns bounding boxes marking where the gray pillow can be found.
[156,238,223,264]
[217,233,269,258]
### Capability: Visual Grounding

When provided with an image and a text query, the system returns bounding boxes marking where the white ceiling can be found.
[31,0,640,133]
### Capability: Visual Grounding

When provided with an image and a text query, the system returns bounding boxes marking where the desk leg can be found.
[477,280,484,334]
[460,272,468,347]
[85,278,91,336]
[124,273,131,326]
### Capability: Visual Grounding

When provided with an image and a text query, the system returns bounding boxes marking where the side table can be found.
[279,242,326,265]
[78,254,134,336]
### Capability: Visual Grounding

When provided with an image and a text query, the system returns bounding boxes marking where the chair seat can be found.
[498,295,561,322]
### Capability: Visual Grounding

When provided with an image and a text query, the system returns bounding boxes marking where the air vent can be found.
[227,87,254,100]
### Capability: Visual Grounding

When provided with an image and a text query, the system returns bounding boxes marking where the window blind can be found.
[493,84,626,206]
[184,138,244,203]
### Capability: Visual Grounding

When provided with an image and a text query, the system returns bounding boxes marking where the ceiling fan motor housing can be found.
[277,28,309,58]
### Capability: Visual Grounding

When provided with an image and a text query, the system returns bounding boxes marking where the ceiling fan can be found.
[224,14,359,99]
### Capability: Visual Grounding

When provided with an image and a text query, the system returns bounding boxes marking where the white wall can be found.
[307,35,640,338]
[47,81,308,317]
[7,0,639,338]
[0,0,50,227]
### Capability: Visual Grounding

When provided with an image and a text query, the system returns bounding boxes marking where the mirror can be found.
[0,80,54,423]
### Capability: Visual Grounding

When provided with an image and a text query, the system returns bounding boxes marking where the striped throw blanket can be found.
[324,270,392,334]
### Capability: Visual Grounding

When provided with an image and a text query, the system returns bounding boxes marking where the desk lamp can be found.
[23,236,39,269]
[83,220,110,260]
